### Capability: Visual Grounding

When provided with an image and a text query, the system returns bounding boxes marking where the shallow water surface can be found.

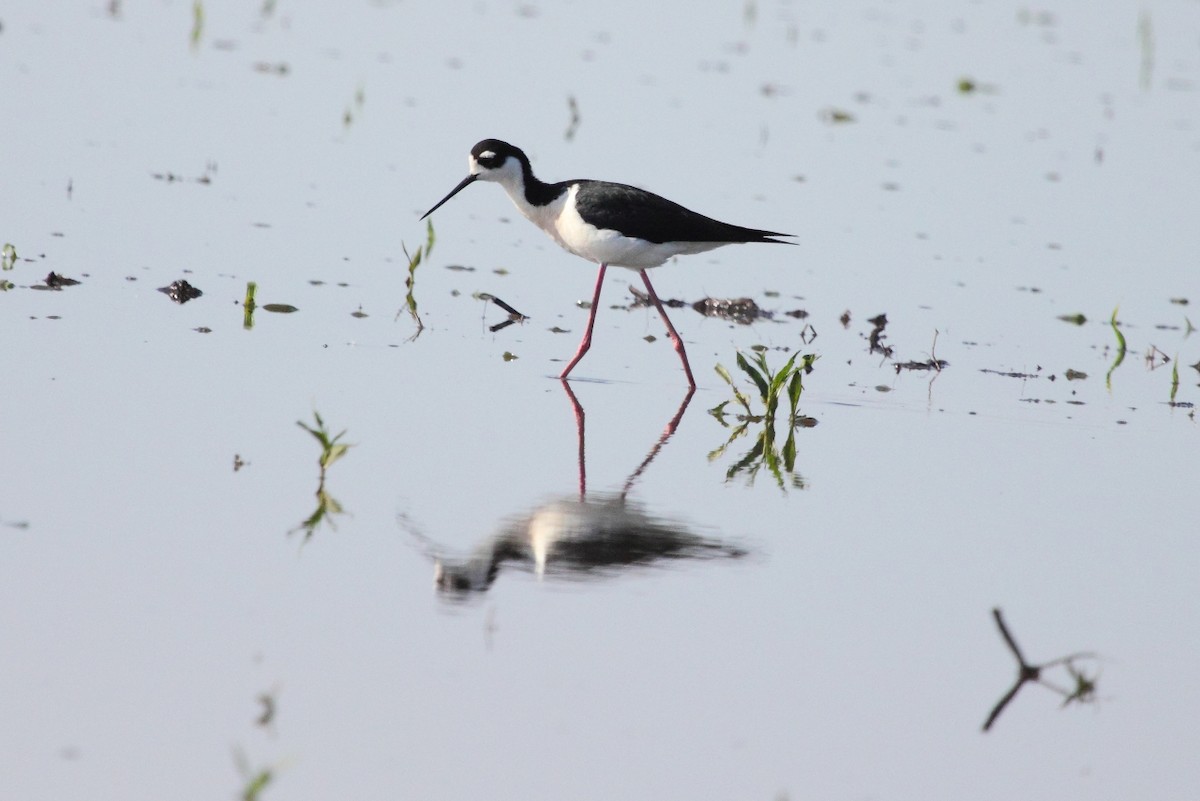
[2,1,1198,799]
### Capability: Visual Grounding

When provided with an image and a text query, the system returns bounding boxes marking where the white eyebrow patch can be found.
[479,151,496,160]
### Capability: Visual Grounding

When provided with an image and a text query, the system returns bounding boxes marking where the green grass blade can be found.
[787,369,804,416]
[769,351,800,397]
[714,363,735,388]
[1106,306,1126,390]
[782,426,797,472]
[736,351,769,402]
[424,219,436,256]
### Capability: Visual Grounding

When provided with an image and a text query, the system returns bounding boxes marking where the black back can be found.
[571,180,791,244]
[472,139,793,245]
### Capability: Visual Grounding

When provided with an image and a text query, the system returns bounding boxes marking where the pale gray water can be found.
[2,1,1198,799]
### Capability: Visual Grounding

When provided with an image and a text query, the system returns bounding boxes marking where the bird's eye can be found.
[477,151,498,167]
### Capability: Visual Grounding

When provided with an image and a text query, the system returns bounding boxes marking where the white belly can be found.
[515,184,727,269]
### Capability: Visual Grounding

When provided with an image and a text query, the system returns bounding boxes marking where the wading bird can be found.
[421,139,793,387]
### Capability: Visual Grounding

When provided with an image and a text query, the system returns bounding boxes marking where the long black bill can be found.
[420,173,478,220]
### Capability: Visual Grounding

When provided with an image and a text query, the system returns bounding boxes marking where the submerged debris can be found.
[628,284,686,309]
[35,272,81,290]
[478,293,529,332]
[151,161,215,184]
[158,279,203,303]
[981,367,1042,379]
[894,358,948,373]
[866,313,892,357]
[692,296,764,324]
[982,608,1099,732]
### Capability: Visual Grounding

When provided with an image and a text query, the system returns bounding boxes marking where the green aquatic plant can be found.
[1,243,16,270]
[298,411,352,475]
[1170,354,1180,404]
[242,281,257,329]
[190,0,204,49]
[399,219,435,338]
[233,747,273,801]
[709,349,817,490]
[1105,306,1126,390]
[292,412,352,540]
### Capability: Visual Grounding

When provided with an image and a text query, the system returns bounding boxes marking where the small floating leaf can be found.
[1170,355,1180,404]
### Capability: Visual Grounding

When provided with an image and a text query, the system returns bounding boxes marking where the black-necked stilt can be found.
[420,139,794,387]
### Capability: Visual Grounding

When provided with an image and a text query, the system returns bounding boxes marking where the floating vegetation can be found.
[242,281,257,329]
[820,107,855,124]
[982,608,1100,732]
[1,243,16,270]
[1106,306,1126,390]
[398,219,435,339]
[190,0,204,50]
[1169,355,1185,406]
[262,303,298,313]
[709,349,817,491]
[292,411,352,541]
[957,77,977,94]
[158,279,203,303]
[1057,313,1087,326]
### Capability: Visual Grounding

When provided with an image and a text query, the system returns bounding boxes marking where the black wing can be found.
[571,180,793,245]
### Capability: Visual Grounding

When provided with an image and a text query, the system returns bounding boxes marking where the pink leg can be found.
[560,263,607,380]
[639,269,696,389]
[559,379,587,499]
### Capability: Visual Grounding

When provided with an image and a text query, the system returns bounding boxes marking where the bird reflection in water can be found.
[414,383,746,599]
